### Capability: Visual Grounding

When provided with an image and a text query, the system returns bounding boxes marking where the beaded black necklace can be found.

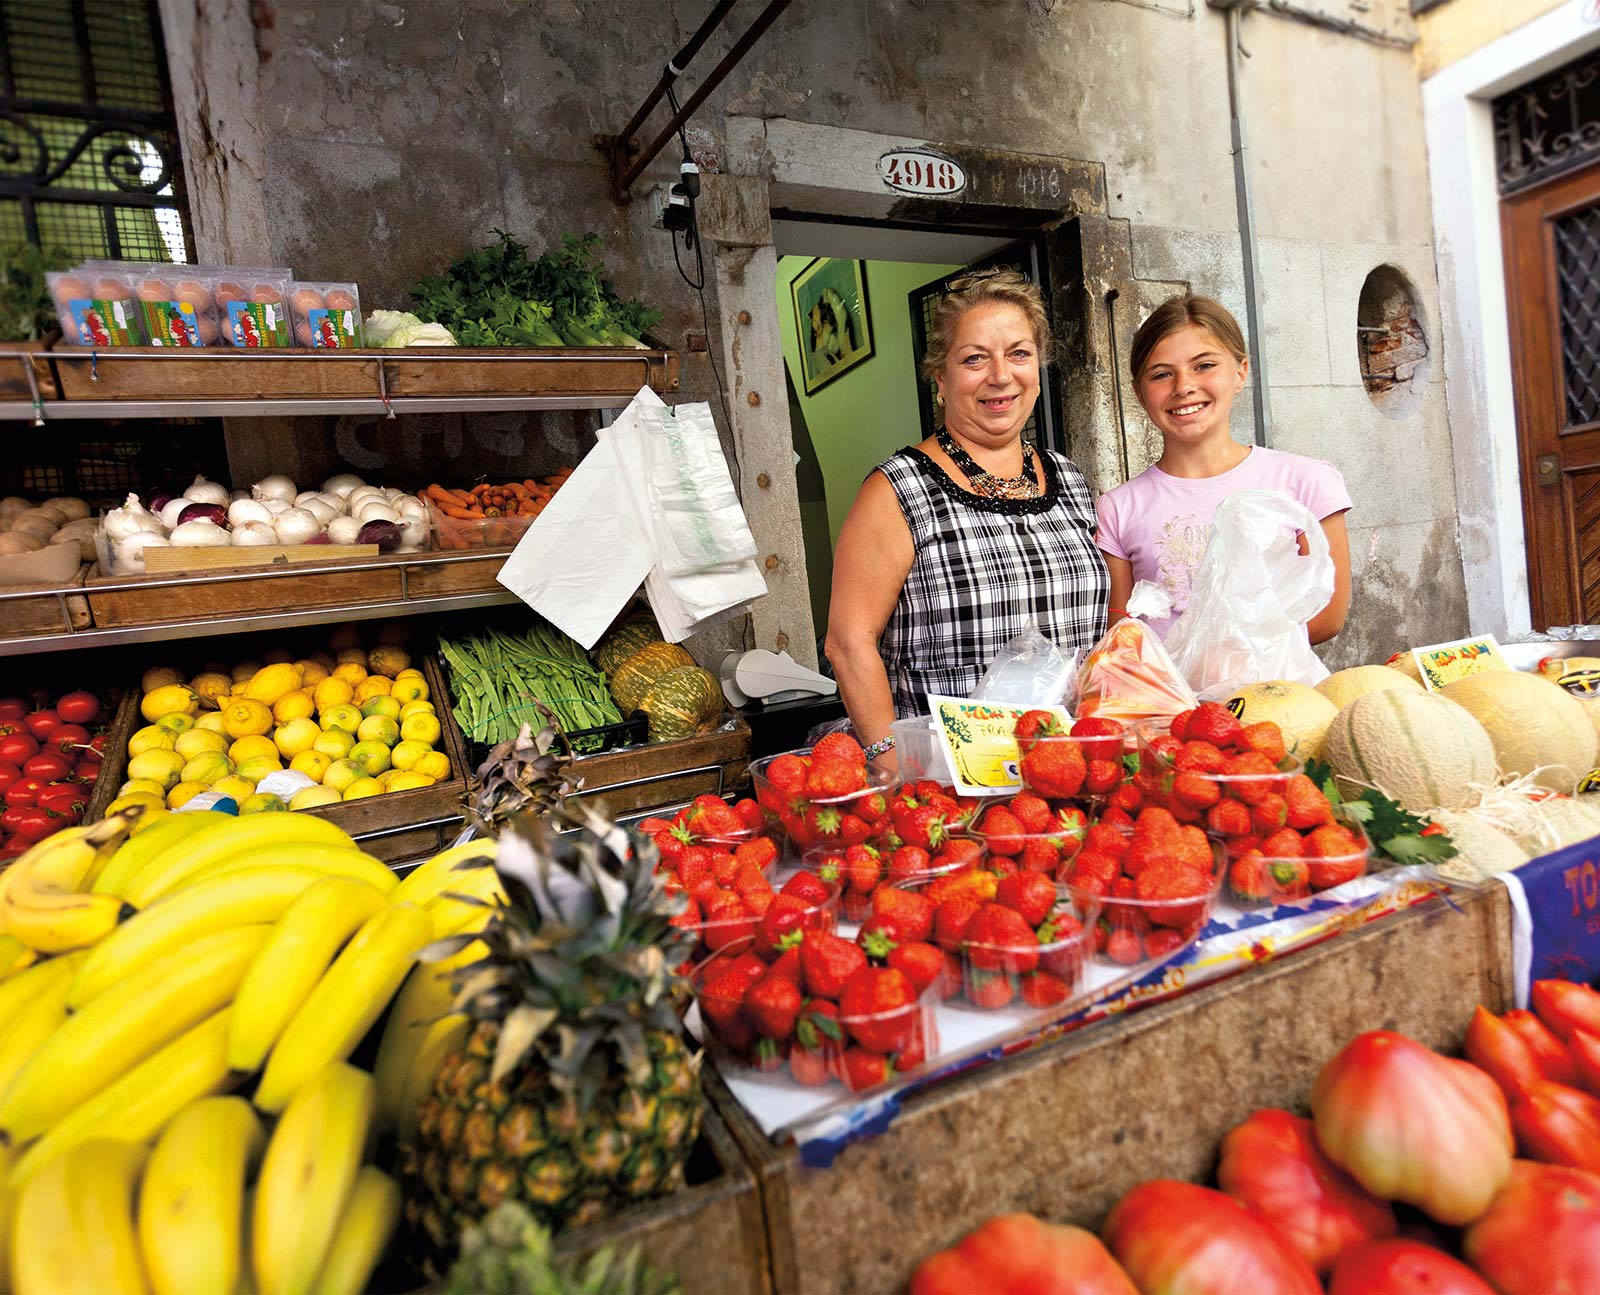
[936,428,1041,500]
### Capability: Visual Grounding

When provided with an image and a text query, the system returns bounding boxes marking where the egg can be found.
[251,284,284,305]
[174,279,213,308]
[324,289,356,311]
[214,280,246,304]
[136,278,174,302]
[93,276,129,300]
[294,321,315,347]
[290,287,324,315]
[195,314,220,345]
[52,275,90,301]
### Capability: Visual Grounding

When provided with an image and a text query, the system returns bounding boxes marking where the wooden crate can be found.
[51,346,384,401]
[82,688,141,824]
[0,563,91,640]
[561,714,753,819]
[403,551,509,598]
[0,341,59,401]
[714,885,1514,1295]
[553,1105,770,1295]
[388,346,680,398]
[84,558,406,628]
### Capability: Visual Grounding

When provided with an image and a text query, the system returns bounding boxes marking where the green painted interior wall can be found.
[775,257,959,641]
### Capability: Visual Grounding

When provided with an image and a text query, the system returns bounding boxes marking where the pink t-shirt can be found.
[1095,446,1352,639]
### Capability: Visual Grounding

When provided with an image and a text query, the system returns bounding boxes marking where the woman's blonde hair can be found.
[1128,293,1249,383]
[920,268,1053,381]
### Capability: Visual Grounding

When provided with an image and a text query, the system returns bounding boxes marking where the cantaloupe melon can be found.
[1440,671,1599,794]
[1228,680,1338,763]
[1428,809,1529,882]
[1322,689,1497,811]
[1316,664,1425,712]
[1521,795,1600,855]
[1385,651,1424,684]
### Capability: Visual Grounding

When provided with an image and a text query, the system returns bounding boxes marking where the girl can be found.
[1095,294,1352,643]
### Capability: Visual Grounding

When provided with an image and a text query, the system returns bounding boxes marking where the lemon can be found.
[222,698,273,740]
[321,759,363,793]
[108,791,166,816]
[272,690,316,724]
[154,712,195,736]
[390,676,429,704]
[195,712,227,735]
[387,771,434,792]
[312,728,356,760]
[400,712,442,747]
[389,738,432,771]
[229,680,247,696]
[352,676,392,706]
[175,728,229,761]
[332,661,368,687]
[312,676,354,713]
[128,725,177,756]
[141,666,183,694]
[348,740,392,776]
[336,647,368,665]
[118,778,168,800]
[235,754,284,784]
[375,770,398,790]
[290,750,333,782]
[342,777,385,801]
[211,775,256,802]
[395,666,424,680]
[244,663,301,707]
[129,807,171,835]
[181,752,233,786]
[191,672,234,709]
[288,785,342,810]
[295,659,330,687]
[399,700,435,719]
[367,646,411,678]
[360,695,401,722]
[415,750,452,781]
[320,703,362,735]
[127,748,185,792]
[239,792,287,814]
[274,717,321,759]
[230,660,263,684]
[357,715,400,747]
[141,684,199,724]
[167,781,207,809]
[228,735,278,765]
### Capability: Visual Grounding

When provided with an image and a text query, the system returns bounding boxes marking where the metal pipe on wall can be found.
[1220,0,1271,446]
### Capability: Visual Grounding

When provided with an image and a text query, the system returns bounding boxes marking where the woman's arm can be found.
[824,472,915,771]
[1306,511,1351,645]
[1103,552,1133,621]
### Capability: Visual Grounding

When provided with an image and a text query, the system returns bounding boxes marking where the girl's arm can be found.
[824,473,916,772]
[1103,552,1134,621]
[1306,511,1351,645]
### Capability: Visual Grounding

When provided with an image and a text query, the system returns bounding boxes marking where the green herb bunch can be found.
[0,243,74,340]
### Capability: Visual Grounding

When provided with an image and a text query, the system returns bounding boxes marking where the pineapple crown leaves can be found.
[442,1200,684,1295]
[468,714,578,835]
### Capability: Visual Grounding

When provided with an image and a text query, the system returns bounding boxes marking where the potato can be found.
[44,497,89,522]
[10,512,57,540]
[0,532,45,555]
[33,502,67,526]
[50,518,98,561]
[0,497,30,526]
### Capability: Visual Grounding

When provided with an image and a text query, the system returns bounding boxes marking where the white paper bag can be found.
[636,402,759,575]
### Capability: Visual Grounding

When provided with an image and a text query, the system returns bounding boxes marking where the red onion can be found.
[147,490,174,513]
[356,520,401,552]
[305,532,331,544]
[177,501,229,528]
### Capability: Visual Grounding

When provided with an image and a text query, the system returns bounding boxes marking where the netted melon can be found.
[1427,809,1529,882]
[1440,671,1599,794]
[1322,689,1497,812]
[1316,664,1424,712]
[1228,680,1338,763]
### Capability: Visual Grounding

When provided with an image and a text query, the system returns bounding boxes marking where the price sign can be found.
[878,149,966,198]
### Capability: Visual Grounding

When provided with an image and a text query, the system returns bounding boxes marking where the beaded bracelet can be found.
[862,734,896,760]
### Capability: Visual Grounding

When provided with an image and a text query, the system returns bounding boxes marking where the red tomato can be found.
[49,723,90,756]
[54,691,101,726]
[1501,1008,1581,1086]
[1510,1081,1600,1173]
[1465,1005,1547,1103]
[1327,1238,1496,1295]
[1464,1161,1600,1293]
[1532,978,1600,1044]
[72,759,101,785]
[0,763,19,796]
[0,806,27,835]
[0,732,38,766]
[0,698,24,722]
[1571,1028,1600,1098]
[0,842,28,862]
[22,752,71,783]
[86,733,108,758]
[3,778,44,809]
[1216,1108,1396,1275]
[911,1214,1139,1295]
[1102,1181,1322,1295]
[37,782,86,820]
[22,710,59,741]
[8,806,61,843]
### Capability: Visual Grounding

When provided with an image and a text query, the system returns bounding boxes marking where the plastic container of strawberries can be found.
[685,871,841,966]
[1015,726,1130,803]
[748,747,898,856]
[799,834,986,924]
[1131,718,1303,817]
[966,802,1093,881]
[951,884,1100,1013]
[1223,813,1373,907]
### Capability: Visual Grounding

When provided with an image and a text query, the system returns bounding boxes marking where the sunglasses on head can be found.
[945,266,1028,293]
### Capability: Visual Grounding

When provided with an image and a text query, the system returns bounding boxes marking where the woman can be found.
[825,269,1109,769]
[1096,294,1352,644]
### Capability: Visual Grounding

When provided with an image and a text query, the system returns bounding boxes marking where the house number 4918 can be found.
[878,150,966,197]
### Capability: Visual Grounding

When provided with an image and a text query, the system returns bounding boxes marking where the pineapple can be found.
[402,723,702,1275]
[441,1200,683,1294]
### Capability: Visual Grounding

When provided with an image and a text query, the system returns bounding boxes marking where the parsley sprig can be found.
[1305,758,1459,867]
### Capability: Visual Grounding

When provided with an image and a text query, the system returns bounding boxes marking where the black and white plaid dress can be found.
[875,447,1110,718]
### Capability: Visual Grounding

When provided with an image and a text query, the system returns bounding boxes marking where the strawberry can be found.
[1014,709,1065,754]
[1020,739,1086,799]
[1172,771,1221,811]
[888,844,933,882]
[763,752,809,801]
[781,871,831,906]
[702,895,756,952]
[734,798,766,832]
[1265,857,1309,898]
[1109,783,1144,816]
[843,844,882,895]
[1135,860,1213,928]
[805,805,844,842]
[812,731,866,765]
[799,933,868,999]
[1260,828,1304,859]
[1169,709,1195,741]
[1240,722,1288,765]
[710,851,739,886]
[840,966,919,1052]
[1105,926,1144,965]
[767,945,804,986]
[1250,793,1289,834]
[833,813,872,848]
[994,870,1059,928]
[1229,850,1274,905]
[1068,850,1119,891]
[871,886,935,942]
[744,972,802,1039]
[1070,716,1125,763]
[789,1044,832,1086]
[963,902,1039,973]
[757,899,811,956]
[1021,840,1061,874]
[939,837,984,867]
[789,1001,843,1085]
[1186,702,1242,748]
[1306,822,1364,858]
[1009,792,1053,834]
[978,803,1027,856]
[1175,740,1227,773]
[1084,823,1130,860]
[743,889,774,918]
[668,897,701,931]
[807,759,866,799]
[1037,910,1087,978]
[888,940,948,996]
[927,867,994,906]
[839,1047,894,1092]
[853,790,890,825]
[734,836,779,871]
[1085,759,1122,796]
[895,804,947,852]
[685,797,745,840]
[1099,804,1136,830]
[1205,798,1253,838]
[1221,752,1278,805]
[1308,853,1366,890]
[700,969,753,1046]
[1019,970,1071,1008]
[733,862,770,898]
[1283,774,1333,830]
[1143,927,1188,958]
[933,894,984,950]
[895,1017,930,1071]
[689,877,720,910]
[1145,731,1184,767]
[963,967,1016,1009]
[856,912,903,960]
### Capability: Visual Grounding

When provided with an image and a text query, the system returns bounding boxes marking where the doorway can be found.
[770,216,1062,643]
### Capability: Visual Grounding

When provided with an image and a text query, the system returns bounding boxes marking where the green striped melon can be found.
[609,641,695,715]
[1428,809,1529,882]
[596,614,663,677]
[1316,664,1424,712]
[641,666,724,742]
[1441,671,1599,794]
[1322,689,1496,811]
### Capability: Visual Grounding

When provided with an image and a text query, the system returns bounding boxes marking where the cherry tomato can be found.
[21,711,58,742]
[37,784,86,822]
[22,752,70,783]
[3,778,43,809]
[49,724,90,756]
[0,763,19,797]
[10,807,64,843]
[0,699,24,723]
[1,805,29,835]
[0,733,36,766]
[54,691,101,726]
[87,733,108,758]
[72,759,101,785]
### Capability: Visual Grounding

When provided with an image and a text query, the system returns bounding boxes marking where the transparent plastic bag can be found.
[970,624,1078,708]
[1075,616,1197,725]
[1162,489,1334,699]
[637,403,760,576]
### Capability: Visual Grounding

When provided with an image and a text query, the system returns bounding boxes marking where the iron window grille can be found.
[1493,45,1600,198]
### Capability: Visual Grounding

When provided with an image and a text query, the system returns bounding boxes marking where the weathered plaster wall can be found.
[1415,0,1570,78]
[181,0,1466,671]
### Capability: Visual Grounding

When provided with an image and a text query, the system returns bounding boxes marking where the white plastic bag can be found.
[1162,489,1334,698]
[970,623,1078,707]
[636,402,759,575]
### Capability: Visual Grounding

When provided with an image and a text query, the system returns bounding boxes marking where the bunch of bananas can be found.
[0,806,504,1294]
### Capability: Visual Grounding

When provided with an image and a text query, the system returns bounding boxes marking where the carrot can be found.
[440,504,484,520]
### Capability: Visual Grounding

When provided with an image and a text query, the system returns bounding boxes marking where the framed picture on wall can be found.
[791,257,873,394]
